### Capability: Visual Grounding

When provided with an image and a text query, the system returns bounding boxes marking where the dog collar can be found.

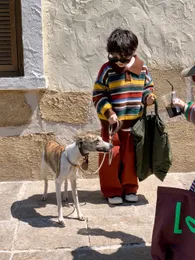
[64,145,89,169]
[77,142,89,170]
[64,151,79,167]
[64,151,89,171]
[78,141,89,157]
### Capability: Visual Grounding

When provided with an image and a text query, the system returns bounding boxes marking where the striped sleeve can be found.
[92,63,115,119]
[184,101,195,124]
[189,179,195,192]
[142,65,155,104]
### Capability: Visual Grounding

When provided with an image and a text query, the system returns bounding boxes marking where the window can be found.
[0,0,46,90]
[0,0,24,77]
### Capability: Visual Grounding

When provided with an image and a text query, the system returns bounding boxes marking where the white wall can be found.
[44,0,195,91]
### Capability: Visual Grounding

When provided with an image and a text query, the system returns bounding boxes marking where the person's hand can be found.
[146,94,156,105]
[172,98,186,109]
[108,114,118,124]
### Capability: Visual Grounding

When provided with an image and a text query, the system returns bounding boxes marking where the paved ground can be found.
[0,172,194,260]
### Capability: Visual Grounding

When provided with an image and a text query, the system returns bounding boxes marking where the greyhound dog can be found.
[41,133,113,226]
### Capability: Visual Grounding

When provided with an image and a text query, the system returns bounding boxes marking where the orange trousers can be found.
[99,126,138,198]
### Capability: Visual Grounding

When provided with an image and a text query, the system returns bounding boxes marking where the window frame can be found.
[0,0,24,77]
[0,0,47,90]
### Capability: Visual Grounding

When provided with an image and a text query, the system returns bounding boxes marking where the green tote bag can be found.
[131,100,172,181]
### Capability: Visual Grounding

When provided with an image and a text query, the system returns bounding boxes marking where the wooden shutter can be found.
[0,0,23,76]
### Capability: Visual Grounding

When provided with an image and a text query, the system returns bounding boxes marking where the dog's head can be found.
[75,133,113,154]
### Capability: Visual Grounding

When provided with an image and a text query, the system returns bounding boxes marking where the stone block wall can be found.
[0,69,195,181]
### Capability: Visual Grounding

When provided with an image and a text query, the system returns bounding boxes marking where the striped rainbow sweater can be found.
[190,179,195,192]
[184,101,195,124]
[93,56,154,121]
[181,103,195,193]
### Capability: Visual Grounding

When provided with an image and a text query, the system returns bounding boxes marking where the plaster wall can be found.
[43,0,195,91]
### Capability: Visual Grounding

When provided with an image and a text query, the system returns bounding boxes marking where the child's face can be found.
[108,53,133,68]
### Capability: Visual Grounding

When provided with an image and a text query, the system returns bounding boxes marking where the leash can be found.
[78,153,106,175]
[64,150,107,175]
[108,120,122,165]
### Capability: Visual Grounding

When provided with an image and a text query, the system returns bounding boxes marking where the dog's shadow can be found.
[11,192,62,228]
[10,190,149,228]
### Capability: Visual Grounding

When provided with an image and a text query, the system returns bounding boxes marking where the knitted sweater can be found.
[182,103,195,193]
[190,179,195,192]
[184,101,195,124]
[93,55,154,121]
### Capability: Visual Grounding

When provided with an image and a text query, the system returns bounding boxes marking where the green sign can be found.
[174,202,195,234]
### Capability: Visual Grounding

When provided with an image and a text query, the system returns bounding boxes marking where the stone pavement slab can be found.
[14,219,89,250]
[12,247,151,260]
[0,172,194,259]
[0,182,23,221]
[0,222,16,251]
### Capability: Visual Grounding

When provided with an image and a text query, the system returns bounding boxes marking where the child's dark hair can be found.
[107,28,138,57]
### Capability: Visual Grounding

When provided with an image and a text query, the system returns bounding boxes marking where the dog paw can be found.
[78,215,85,221]
[58,219,66,226]
[41,195,47,201]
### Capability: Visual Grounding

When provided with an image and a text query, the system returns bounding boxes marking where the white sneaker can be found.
[125,194,138,202]
[108,197,123,205]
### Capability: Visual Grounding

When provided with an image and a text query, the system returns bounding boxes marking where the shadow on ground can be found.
[10,190,148,228]
[71,228,152,260]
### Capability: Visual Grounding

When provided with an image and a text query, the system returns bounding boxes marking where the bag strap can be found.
[143,99,159,118]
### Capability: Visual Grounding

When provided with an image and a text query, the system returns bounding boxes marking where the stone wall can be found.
[0,70,195,181]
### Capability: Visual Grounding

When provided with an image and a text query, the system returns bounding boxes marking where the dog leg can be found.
[70,178,85,221]
[55,178,65,226]
[41,154,48,201]
[63,179,68,201]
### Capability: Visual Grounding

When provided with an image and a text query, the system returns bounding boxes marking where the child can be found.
[173,64,195,193]
[92,28,156,204]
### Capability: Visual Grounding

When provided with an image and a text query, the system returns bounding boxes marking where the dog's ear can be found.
[74,131,100,144]
[74,131,91,142]
[74,132,85,144]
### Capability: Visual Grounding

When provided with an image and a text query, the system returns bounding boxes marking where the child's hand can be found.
[172,98,186,109]
[108,114,118,124]
[146,94,156,105]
